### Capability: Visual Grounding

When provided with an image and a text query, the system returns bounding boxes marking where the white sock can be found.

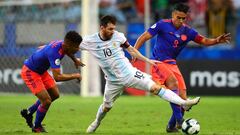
[158,88,185,105]
[96,104,106,123]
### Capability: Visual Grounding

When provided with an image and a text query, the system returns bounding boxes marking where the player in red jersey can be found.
[20,31,84,133]
[134,3,231,133]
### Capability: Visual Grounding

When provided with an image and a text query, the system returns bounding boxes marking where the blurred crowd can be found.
[0,0,239,38]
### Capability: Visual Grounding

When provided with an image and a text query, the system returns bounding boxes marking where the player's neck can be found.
[98,32,108,41]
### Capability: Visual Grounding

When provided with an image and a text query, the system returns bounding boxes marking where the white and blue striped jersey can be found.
[80,31,135,82]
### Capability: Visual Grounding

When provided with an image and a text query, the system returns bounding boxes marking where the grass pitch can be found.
[0,94,239,135]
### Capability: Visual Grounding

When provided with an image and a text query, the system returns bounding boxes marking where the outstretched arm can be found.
[67,54,85,69]
[197,33,231,46]
[126,46,160,65]
[51,68,81,82]
[134,31,153,49]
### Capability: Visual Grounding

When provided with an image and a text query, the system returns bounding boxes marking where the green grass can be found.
[0,94,240,135]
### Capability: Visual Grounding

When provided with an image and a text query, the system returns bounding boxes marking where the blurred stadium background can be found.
[0,0,239,96]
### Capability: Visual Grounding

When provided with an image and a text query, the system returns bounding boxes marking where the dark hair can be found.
[173,3,189,13]
[64,31,82,47]
[100,15,117,27]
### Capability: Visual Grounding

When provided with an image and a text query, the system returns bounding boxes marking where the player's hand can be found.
[131,56,137,63]
[216,33,231,44]
[72,73,82,83]
[147,59,162,66]
[74,58,85,69]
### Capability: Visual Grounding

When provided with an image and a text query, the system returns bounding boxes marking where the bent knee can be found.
[51,94,60,101]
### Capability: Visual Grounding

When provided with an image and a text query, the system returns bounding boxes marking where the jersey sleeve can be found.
[47,48,61,69]
[79,39,88,50]
[187,27,200,41]
[147,20,162,37]
[117,32,130,48]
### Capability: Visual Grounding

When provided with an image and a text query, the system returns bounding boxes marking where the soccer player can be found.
[133,3,231,133]
[80,15,200,133]
[20,31,84,133]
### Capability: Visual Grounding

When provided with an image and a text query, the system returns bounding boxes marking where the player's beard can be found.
[105,33,113,40]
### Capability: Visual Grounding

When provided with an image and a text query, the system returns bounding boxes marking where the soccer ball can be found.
[181,118,200,135]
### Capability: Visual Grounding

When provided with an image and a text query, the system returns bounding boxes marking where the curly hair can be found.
[64,31,82,47]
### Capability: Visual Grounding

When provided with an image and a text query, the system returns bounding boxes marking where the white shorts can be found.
[103,69,155,108]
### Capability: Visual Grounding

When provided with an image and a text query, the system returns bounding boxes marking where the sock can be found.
[168,113,176,128]
[96,104,106,123]
[158,88,186,105]
[28,100,41,115]
[168,90,182,127]
[181,107,185,118]
[34,105,48,128]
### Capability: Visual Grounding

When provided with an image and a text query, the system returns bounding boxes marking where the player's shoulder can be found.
[82,33,99,42]
[114,31,125,37]
[182,23,193,29]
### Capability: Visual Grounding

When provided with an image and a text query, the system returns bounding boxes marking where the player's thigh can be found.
[170,65,187,99]
[41,72,59,101]
[103,81,124,108]
[126,70,155,91]
[151,63,174,86]
[170,65,186,88]
[21,65,46,95]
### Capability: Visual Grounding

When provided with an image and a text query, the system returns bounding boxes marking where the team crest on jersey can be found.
[181,34,187,41]
[55,59,60,65]
[151,23,157,29]
[113,42,117,48]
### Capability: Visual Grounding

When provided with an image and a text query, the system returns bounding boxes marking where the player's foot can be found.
[176,119,184,129]
[20,109,33,128]
[86,120,100,133]
[32,125,48,133]
[183,97,200,111]
[166,125,179,133]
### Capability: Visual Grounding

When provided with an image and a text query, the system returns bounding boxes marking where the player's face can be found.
[101,23,116,40]
[172,11,187,28]
[65,44,80,55]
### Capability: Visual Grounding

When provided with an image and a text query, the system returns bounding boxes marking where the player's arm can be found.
[126,45,159,65]
[51,68,81,82]
[134,31,153,50]
[67,53,85,68]
[195,33,231,46]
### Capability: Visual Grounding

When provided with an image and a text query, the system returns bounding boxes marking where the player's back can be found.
[24,40,64,74]
[80,31,134,82]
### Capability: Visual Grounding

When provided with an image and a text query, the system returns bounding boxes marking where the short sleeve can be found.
[79,40,88,50]
[187,27,199,41]
[147,20,162,37]
[47,48,61,69]
[117,32,127,44]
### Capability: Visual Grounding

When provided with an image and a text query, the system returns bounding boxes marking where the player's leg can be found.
[152,63,183,132]
[172,67,188,129]
[33,90,52,133]
[86,81,124,133]
[20,66,42,128]
[43,72,59,102]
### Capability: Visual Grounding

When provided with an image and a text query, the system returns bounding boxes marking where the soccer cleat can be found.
[176,119,184,129]
[32,125,48,133]
[183,97,200,111]
[86,120,100,133]
[20,109,33,128]
[166,125,179,133]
